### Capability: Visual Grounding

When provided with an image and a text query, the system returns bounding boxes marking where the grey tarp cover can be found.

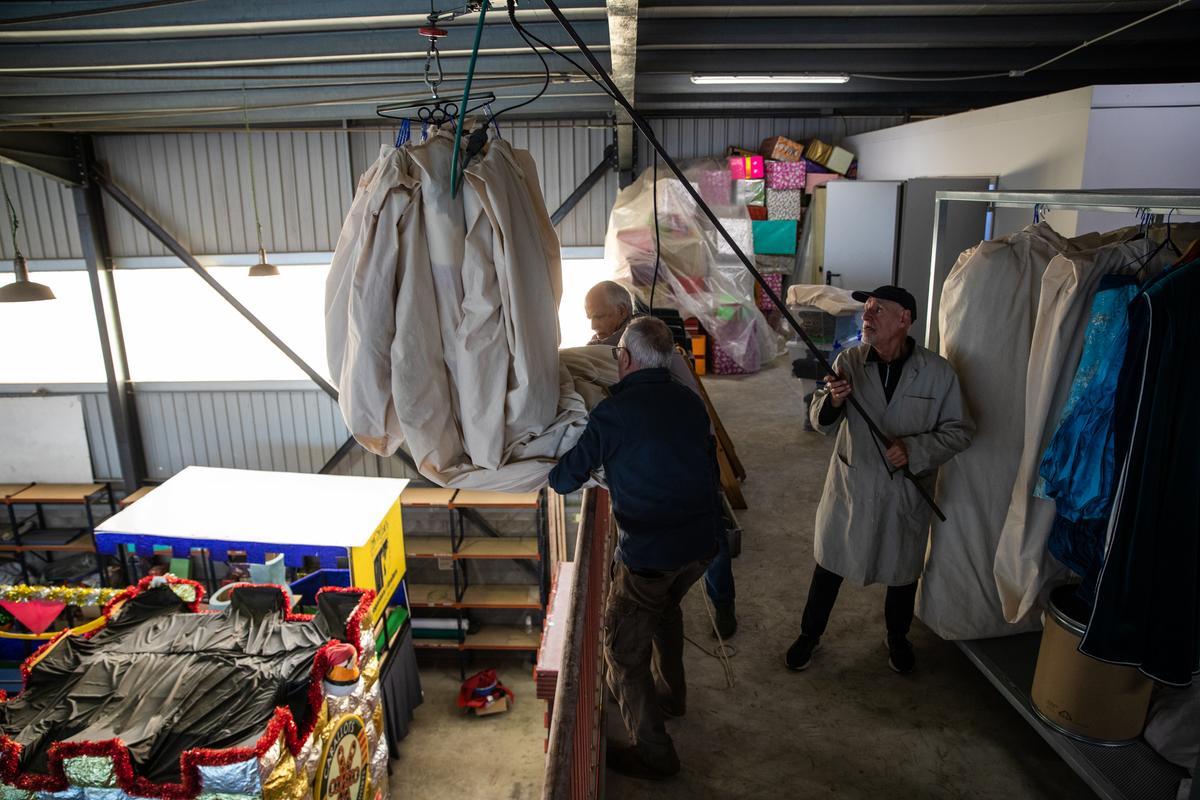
[916,223,1067,640]
[327,130,616,491]
[0,585,361,783]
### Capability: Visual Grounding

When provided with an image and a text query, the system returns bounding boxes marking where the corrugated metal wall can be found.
[134,386,417,481]
[637,116,907,171]
[348,119,617,248]
[4,115,907,490]
[0,164,82,260]
[95,132,354,257]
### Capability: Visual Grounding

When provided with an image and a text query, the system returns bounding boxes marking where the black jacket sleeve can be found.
[548,402,615,494]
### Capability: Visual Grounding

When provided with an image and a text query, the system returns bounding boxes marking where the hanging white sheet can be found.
[327,129,616,492]
[916,223,1067,640]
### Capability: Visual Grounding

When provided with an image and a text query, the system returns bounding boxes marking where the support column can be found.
[73,135,146,493]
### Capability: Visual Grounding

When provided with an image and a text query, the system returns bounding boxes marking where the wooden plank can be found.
[462,585,541,608]
[406,583,457,607]
[464,626,541,651]
[413,638,461,650]
[400,487,457,508]
[0,484,33,502]
[119,486,155,508]
[456,537,539,559]
[449,489,540,509]
[547,489,567,566]
[407,583,542,609]
[403,536,455,559]
[9,484,105,504]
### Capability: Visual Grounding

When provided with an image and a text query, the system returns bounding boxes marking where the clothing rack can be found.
[926,189,1200,349]
[926,189,1200,800]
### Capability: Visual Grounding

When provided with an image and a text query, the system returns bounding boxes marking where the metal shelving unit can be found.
[928,189,1200,800]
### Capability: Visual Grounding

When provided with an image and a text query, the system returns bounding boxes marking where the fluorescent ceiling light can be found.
[690,74,850,85]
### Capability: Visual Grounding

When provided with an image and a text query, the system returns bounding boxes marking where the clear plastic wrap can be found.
[604,160,783,372]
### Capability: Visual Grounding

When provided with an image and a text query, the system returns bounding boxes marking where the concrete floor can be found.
[389,652,547,799]
[392,357,1095,800]
[605,357,1093,800]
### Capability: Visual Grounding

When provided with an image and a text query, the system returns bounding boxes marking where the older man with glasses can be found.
[550,316,723,781]
[785,285,973,676]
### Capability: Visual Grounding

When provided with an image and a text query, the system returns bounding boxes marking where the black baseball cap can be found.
[852,285,918,322]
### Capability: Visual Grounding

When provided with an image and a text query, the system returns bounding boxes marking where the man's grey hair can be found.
[594,280,632,315]
[620,316,675,369]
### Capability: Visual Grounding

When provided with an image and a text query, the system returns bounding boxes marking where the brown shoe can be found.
[606,746,679,780]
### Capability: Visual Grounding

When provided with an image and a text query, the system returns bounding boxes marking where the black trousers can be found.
[800,564,918,639]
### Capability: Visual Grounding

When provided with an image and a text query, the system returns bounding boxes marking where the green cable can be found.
[450,0,488,198]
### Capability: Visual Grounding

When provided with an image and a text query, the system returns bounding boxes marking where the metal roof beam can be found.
[607,0,638,178]
[0,22,611,72]
[0,6,606,42]
[636,11,1195,46]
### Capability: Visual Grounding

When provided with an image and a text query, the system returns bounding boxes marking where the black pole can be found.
[539,0,945,521]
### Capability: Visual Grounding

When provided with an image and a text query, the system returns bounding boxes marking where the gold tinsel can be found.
[0,585,119,607]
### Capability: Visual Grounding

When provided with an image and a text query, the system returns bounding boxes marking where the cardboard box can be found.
[765,160,807,190]
[767,188,803,220]
[734,179,766,206]
[752,219,798,255]
[759,136,805,162]
[805,172,841,195]
[728,155,765,180]
[805,140,855,175]
[473,694,512,717]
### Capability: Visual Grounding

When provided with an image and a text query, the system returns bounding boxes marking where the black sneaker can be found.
[606,745,679,780]
[785,634,821,671]
[886,635,916,674]
[712,602,737,639]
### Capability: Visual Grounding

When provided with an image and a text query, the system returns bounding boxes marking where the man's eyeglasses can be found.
[612,346,625,361]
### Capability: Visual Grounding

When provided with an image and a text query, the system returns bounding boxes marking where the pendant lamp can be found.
[242,90,278,277]
[0,169,55,303]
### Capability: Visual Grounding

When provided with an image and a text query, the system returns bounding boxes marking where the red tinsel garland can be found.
[1,586,376,800]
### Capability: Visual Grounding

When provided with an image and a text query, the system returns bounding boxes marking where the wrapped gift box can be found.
[752,219,798,255]
[726,146,759,159]
[804,158,832,174]
[806,172,841,194]
[734,178,766,206]
[767,188,803,220]
[759,136,805,162]
[755,254,795,273]
[748,205,768,220]
[754,272,785,312]
[716,217,753,257]
[711,322,761,375]
[698,170,731,206]
[729,155,765,180]
[765,160,807,190]
[805,139,855,175]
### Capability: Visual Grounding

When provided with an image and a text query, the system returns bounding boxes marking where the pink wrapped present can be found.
[711,326,761,375]
[728,155,764,180]
[765,160,806,190]
[754,273,785,313]
[698,170,730,205]
[805,172,842,194]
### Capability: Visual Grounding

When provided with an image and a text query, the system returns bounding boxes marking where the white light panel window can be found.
[0,271,106,383]
[115,265,331,383]
[558,258,615,348]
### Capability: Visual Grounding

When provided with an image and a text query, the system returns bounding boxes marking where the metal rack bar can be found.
[926,189,1200,348]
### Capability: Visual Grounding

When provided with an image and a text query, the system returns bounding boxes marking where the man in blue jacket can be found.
[550,316,722,781]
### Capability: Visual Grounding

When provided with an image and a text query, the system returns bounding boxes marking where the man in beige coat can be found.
[785,285,972,674]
